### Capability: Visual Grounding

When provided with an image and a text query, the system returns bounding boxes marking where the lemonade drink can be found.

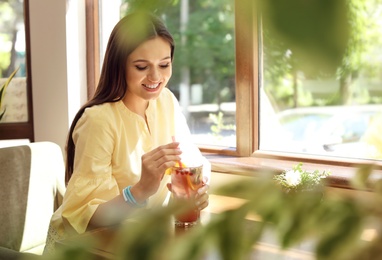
[171,165,203,226]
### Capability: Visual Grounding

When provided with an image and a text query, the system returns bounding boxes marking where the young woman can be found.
[44,11,210,253]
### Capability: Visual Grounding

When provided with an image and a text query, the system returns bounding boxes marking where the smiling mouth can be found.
[143,83,160,89]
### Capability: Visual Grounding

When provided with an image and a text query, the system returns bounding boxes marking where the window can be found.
[0,0,28,123]
[260,0,382,161]
[88,0,382,170]
[0,0,34,141]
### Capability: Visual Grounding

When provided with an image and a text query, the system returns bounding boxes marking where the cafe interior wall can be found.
[28,0,87,153]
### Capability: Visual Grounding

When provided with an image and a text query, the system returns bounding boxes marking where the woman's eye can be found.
[136,66,147,71]
[159,63,170,69]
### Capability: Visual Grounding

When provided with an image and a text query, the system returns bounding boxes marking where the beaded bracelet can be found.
[122,185,147,208]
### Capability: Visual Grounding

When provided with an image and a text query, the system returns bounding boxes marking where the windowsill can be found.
[205,153,382,191]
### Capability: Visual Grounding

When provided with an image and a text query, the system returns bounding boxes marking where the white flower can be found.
[284,170,302,186]
[274,163,331,191]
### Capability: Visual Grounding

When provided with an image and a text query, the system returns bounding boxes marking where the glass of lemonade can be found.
[171,165,204,227]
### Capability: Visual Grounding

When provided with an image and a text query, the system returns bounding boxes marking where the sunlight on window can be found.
[261,1,382,160]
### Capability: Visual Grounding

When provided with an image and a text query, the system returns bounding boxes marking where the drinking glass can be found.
[170,165,203,227]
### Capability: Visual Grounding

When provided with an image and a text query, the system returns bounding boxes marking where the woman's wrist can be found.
[122,185,148,208]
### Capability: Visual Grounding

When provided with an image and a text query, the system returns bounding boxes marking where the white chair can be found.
[0,141,66,258]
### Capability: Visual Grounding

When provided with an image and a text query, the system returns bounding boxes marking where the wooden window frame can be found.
[85,0,100,99]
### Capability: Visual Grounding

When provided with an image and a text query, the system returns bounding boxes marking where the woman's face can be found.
[125,36,172,105]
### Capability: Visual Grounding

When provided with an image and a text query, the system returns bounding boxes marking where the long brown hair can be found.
[65,12,175,184]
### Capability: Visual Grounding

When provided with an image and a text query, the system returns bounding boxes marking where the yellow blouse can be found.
[44,88,210,253]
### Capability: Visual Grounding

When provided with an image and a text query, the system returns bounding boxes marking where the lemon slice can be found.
[165,168,171,175]
[165,162,187,175]
[186,174,196,191]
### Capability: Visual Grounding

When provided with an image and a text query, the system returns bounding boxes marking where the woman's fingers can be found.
[142,142,182,169]
[195,184,209,210]
[148,142,181,161]
[197,184,209,195]
[141,142,183,183]
[138,142,184,197]
[196,192,209,210]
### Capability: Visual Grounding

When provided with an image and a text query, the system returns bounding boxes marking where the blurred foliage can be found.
[362,113,382,159]
[37,164,382,260]
[261,0,350,78]
[262,0,382,108]
[0,67,18,121]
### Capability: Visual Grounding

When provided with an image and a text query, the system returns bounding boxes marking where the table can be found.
[56,194,315,259]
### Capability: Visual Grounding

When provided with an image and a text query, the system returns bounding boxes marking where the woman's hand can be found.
[195,184,209,210]
[132,142,182,201]
[166,181,210,210]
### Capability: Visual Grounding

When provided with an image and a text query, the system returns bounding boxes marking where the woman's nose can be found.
[147,68,160,82]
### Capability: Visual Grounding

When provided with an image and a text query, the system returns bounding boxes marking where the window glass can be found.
[260,1,382,160]
[99,0,236,148]
[0,0,28,123]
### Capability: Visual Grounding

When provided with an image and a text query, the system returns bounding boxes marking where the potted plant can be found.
[273,162,331,194]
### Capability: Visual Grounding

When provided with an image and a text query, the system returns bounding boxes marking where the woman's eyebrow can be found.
[132,56,171,63]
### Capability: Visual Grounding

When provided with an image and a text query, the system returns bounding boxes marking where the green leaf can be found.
[0,68,19,121]
[0,108,6,121]
[350,164,374,190]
